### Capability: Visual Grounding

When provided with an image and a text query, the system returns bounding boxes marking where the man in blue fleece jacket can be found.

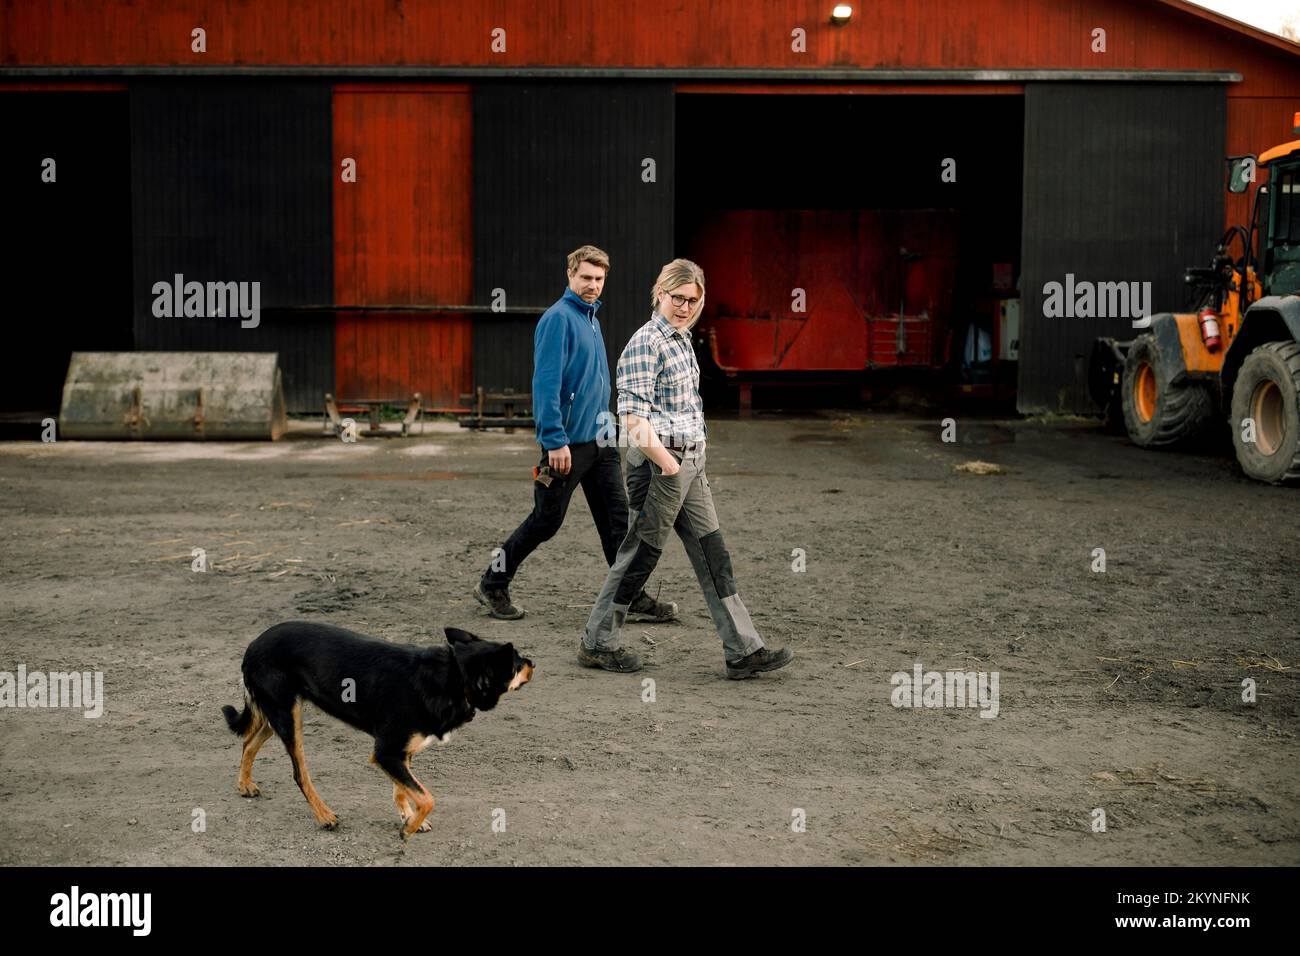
[474,245,679,622]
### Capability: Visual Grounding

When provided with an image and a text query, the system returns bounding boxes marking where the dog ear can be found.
[496,643,516,668]
[445,627,480,645]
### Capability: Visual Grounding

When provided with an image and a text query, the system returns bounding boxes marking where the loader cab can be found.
[1254,111,1300,296]
[1261,155,1300,295]
[1231,117,1300,296]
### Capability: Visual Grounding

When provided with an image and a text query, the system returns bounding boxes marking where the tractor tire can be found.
[1120,334,1214,448]
[1230,341,1300,484]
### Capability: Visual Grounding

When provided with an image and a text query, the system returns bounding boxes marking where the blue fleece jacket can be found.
[532,287,611,450]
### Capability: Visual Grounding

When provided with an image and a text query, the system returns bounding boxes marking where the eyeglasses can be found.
[665,293,700,309]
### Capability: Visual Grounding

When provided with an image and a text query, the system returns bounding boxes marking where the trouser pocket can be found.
[636,454,691,550]
[649,447,685,476]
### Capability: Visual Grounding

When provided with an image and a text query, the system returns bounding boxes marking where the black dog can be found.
[222,621,533,838]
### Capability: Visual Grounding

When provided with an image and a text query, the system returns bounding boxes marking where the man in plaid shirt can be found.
[578,258,795,680]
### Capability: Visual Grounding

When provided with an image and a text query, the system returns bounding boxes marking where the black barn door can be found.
[1019,82,1225,413]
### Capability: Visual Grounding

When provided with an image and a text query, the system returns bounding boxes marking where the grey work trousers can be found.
[581,443,764,661]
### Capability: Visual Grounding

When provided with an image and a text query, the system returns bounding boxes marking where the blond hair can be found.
[567,245,610,276]
[651,258,706,330]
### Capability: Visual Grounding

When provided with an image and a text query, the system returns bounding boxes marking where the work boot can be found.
[474,579,525,620]
[577,639,643,673]
[725,646,794,680]
[626,590,679,623]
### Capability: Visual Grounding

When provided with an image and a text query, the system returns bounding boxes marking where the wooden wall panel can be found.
[1019,83,1225,414]
[471,81,675,396]
[130,81,334,412]
[332,85,472,405]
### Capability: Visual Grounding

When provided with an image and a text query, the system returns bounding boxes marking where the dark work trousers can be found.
[582,445,764,660]
[482,440,645,598]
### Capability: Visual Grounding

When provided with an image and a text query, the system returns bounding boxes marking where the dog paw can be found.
[399,820,431,839]
[319,814,339,830]
[239,783,261,797]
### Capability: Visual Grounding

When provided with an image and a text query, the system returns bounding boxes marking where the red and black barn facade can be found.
[2,0,1299,416]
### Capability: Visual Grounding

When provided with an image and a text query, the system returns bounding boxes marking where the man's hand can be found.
[548,445,572,475]
[658,455,680,477]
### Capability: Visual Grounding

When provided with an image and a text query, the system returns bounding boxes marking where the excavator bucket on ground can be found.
[58,352,288,440]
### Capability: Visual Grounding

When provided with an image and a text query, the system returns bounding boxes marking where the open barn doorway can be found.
[676,89,1024,413]
[0,91,133,428]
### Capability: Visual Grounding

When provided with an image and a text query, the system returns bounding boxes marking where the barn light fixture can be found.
[831,4,852,24]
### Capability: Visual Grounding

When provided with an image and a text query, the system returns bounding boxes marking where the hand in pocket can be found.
[651,451,681,477]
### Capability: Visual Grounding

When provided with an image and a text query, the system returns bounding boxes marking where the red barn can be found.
[2,0,1298,417]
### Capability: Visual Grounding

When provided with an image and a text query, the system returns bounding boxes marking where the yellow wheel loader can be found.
[1091,113,1300,484]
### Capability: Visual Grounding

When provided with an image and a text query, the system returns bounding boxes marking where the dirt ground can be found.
[1,412,1297,866]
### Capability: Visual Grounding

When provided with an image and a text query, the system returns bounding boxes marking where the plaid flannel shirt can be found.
[616,311,706,443]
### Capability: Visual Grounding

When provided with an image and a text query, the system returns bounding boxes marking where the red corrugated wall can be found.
[1,0,1293,81]
[332,84,472,405]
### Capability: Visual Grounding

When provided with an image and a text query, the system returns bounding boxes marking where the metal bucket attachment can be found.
[58,352,288,440]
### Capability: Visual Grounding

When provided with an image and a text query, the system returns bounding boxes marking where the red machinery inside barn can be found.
[690,209,959,380]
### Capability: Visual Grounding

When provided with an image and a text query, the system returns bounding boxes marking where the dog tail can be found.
[222,696,253,735]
